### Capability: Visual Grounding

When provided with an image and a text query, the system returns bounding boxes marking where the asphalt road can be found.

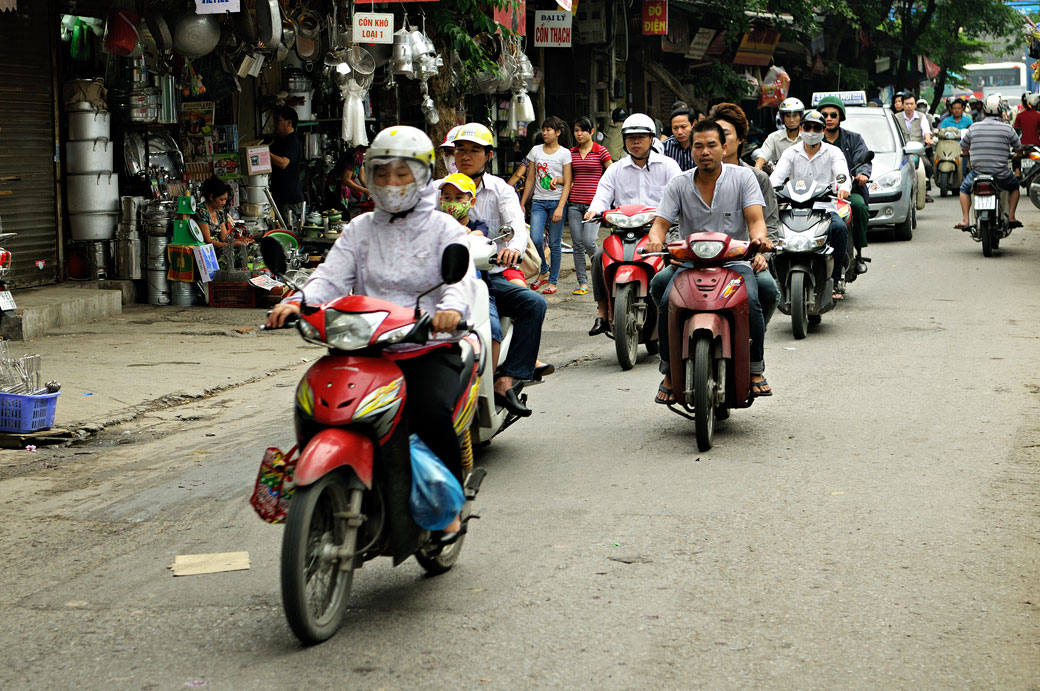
[2,196,1038,690]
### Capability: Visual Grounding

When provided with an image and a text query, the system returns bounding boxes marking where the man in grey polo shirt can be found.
[646,119,773,402]
[955,94,1024,230]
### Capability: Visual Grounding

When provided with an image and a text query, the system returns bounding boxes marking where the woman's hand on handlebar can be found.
[432,309,462,334]
[496,248,521,267]
[266,302,301,329]
[837,189,850,200]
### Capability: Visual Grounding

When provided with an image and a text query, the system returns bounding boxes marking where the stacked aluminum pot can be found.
[114,196,144,280]
[240,173,272,226]
[142,200,174,305]
[66,105,117,278]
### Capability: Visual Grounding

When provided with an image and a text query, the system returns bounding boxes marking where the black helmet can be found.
[611,107,630,123]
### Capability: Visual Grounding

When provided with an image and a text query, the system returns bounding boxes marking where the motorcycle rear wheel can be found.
[613,284,639,371]
[790,272,808,340]
[281,471,362,645]
[690,335,716,452]
[415,526,466,575]
[981,221,994,257]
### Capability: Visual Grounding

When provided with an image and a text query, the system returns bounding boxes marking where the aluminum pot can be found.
[243,186,269,205]
[68,111,111,141]
[69,212,117,241]
[65,138,114,174]
[114,233,142,279]
[146,235,169,269]
[81,240,110,279]
[147,269,170,305]
[245,173,269,187]
[67,172,119,214]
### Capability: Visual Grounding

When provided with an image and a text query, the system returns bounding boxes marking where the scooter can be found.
[965,172,1010,257]
[257,237,486,645]
[934,127,963,196]
[0,232,17,319]
[647,232,757,452]
[771,176,846,339]
[591,204,667,370]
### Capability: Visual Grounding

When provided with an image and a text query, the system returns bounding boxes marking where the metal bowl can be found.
[172,14,220,59]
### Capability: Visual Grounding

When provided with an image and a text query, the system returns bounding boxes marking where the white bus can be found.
[963,62,1030,101]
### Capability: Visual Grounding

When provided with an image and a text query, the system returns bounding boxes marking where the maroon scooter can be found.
[649,232,756,451]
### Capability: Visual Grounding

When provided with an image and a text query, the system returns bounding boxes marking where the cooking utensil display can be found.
[255,0,282,49]
[173,14,221,59]
[67,173,119,214]
[69,212,118,241]
[66,138,114,175]
[144,9,173,56]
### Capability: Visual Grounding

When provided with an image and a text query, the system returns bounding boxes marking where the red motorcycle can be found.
[595,204,667,369]
[257,239,486,644]
[655,232,756,451]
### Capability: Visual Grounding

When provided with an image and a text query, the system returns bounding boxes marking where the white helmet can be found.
[779,97,805,114]
[620,113,656,137]
[984,95,1003,116]
[364,126,435,215]
[1027,93,1040,109]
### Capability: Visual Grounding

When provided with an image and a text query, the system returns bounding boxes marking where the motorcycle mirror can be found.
[440,243,471,284]
[836,174,847,184]
[260,236,289,277]
[492,225,515,244]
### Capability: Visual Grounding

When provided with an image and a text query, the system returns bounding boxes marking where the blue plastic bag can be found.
[408,434,465,530]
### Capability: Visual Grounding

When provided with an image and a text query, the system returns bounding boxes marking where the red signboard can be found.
[494,0,527,36]
[642,0,667,35]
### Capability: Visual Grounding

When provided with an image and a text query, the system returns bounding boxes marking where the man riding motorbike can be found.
[647,119,773,401]
[755,97,803,171]
[265,125,479,538]
[584,113,682,336]
[451,123,547,417]
[955,95,1024,231]
[769,110,851,301]
[817,95,872,275]
[899,94,935,203]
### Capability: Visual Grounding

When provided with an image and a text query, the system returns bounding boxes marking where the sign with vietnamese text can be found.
[534,11,572,47]
[196,0,240,14]
[733,28,780,66]
[642,0,667,35]
[686,27,714,60]
[811,91,867,107]
[353,12,394,44]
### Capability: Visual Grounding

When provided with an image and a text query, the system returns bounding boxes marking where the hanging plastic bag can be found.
[759,65,790,108]
[408,434,464,531]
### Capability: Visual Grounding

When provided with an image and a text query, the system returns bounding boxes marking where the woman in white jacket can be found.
[267,127,478,532]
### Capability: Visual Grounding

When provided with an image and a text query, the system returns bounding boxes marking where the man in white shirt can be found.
[755,97,804,170]
[584,113,682,336]
[770,110,852,297]
[901,94,935,202]
[453,123,546,417]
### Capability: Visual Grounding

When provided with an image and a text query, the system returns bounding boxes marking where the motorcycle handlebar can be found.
[260,312,299,331]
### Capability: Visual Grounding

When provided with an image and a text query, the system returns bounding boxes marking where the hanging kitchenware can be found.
[231,6,257,45]
[103,8,141,57]
[390,29,414,77]
[172,14,221,59]
[144,9,173,58]
[255,0,282,50]
[347,45,375,90]
[325,49,352,88]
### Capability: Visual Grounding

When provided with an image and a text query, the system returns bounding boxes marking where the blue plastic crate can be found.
[0,391,60,433]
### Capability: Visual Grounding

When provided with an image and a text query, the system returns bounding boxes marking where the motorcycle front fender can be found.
[613,264,649,297]
[682,313,730,360]
[294,427,374,489]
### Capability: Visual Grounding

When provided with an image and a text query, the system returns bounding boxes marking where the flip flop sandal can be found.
[1008,220,1024,229]
[573,285,589,295]
[654,383,675,405]
[529,277,549,290]
[541,284,558,295]
[954,223,971,230]
[751,377,773,397]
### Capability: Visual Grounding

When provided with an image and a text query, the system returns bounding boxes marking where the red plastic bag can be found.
[759,66,791,108]
[250,446,297,524]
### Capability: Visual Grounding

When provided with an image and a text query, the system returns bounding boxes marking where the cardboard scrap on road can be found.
[170,551,250,576]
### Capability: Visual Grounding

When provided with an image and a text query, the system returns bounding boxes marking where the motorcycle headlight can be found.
[783,233,814,252]
[870,171,902,192]
[605,212,655,228]
[298,317,322,343]
[691,240,725,259]
[325,310,388,350]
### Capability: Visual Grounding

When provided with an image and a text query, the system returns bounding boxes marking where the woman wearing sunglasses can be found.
[768,110,852,300]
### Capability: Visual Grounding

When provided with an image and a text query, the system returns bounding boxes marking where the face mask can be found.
[441,154,458,175]
[440,200,470,220]
[801,131,824,146]
[370,181,420,214]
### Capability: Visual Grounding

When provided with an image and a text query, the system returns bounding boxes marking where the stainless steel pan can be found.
[256,0,281,49]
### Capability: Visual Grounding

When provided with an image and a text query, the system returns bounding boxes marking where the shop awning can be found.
[0,1,17,12]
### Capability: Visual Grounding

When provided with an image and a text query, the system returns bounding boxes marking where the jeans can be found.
[566,203,599,287]
[591,249,607,302]
[530,198,565,284]
[397,347,464,482]
[849,192,869,249]
[959,168,1020,194]
[487,272,546,380]
[827,212,849,282]
[654,262,767,376]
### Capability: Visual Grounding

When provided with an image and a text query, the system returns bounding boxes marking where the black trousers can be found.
[397,346,464,482]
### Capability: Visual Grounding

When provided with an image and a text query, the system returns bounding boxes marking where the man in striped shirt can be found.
[956,95,1023,230]
[661,107,695,171]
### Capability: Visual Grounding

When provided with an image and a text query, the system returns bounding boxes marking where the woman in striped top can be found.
[567,117,612,294]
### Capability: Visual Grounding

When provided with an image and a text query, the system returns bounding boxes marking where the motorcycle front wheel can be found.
[689,335,716,452]
[790,272,809,340]
[281,471,363,645]
[613,283,639,371]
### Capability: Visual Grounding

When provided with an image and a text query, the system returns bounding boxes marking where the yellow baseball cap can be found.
[438,172,477,197]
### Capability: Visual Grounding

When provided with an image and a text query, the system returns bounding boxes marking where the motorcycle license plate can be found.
[974,195,996,210]
[0,291,16,311]
[1024,159,1035,172]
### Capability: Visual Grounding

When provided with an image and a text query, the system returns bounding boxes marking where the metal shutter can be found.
[0,4,60,287]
